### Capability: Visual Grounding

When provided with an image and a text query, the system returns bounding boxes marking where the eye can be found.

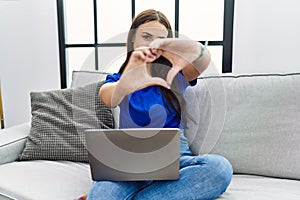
[142,35,152,41]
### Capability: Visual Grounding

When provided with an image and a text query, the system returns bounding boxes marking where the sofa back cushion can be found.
[18,81,114,162]
[70,71,300,179]
[71,71,120,128]
[185,73,300,180]
[71,71,109,88]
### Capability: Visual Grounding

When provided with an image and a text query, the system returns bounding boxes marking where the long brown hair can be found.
[118,9,184,124]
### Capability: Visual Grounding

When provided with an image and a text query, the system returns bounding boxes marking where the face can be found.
[133,21,168,49]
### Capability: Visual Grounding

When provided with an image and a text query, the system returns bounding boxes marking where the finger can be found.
[149,38,175,49]
[142,48,157,62]
[135,51,147,62]
[136,47,158,62]
[150,38,192,57]
[149,38,165,49]
[166,66,181,86]
[150,48,163,58]
[135,46,150,51]
[149,48,160,57]
[150,39,186,62]
[147,77,170,89]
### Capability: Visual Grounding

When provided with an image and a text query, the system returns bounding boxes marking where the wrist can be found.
[196,41,208,61]
[192,41,210,74]
[110,81,129,106]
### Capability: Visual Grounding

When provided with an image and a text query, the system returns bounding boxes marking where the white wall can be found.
[1,0,300,128]
[233,0,300,74]
[0,0,60,128]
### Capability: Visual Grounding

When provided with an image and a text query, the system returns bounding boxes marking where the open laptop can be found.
[84,128,180,181]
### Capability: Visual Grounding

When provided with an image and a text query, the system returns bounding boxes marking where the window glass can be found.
[61,0,232,88]
[202,46,223,75]
[97,0,131,43]
[98,46,127,73]
[64,0,94,44]
[66,47,95,86]
[179,0,224,41]
[135,0,175,30]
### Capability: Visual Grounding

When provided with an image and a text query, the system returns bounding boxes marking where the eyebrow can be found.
[142,31,166,39]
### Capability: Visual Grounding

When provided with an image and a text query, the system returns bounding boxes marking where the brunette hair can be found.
[118,9,187,125]
[119,9,173,72]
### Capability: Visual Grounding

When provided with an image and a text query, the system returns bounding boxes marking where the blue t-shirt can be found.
[105,72,196,129]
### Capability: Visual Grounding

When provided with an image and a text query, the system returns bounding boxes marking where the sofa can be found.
[0,70,300,200]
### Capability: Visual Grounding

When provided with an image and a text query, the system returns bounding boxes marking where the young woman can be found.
[80,9,232,200]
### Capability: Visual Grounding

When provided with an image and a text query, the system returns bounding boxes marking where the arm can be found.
[99,48,169,108]
[182,43,211,81]
[149,38,211,85]
[99,82,126,108]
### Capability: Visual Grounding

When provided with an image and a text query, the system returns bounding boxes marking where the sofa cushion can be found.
[185,73,300,180]
[71,70,108,88]
[0,123,30,165]
[1,161,299,200]
[0,160,92,200]
[17,81,114,162]
[219,175,300,200]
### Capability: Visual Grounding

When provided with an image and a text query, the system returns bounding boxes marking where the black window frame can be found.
[57,0,235,88]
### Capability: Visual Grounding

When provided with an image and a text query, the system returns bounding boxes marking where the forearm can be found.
[99,82,127,108]
[192,45,211,74]
[182,43,211,81]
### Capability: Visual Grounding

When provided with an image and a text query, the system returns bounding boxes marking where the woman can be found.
[80,9,232,200]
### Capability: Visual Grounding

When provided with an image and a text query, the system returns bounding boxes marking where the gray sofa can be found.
[0,71,300,200]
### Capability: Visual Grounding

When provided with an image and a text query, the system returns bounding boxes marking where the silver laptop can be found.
[84,128,180,181]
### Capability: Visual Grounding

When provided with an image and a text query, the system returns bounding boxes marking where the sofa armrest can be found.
[0,123,30,165]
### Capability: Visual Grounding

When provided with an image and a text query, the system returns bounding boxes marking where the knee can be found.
[205,154,233,194]
[179,154,233,199]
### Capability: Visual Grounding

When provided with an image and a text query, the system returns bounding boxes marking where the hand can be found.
[149,38,202,85]
[111,47,170,106]
[122,46,170,91]
[123,46,157,75]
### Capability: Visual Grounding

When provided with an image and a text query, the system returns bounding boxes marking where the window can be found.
[57,0,235,88]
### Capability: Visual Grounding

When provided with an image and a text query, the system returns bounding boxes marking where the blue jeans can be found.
[87,131,233,200]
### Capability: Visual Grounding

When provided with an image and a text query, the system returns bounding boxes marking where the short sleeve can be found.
[105,73,121,84]
[178,71,197,86]
[189,78,197,86]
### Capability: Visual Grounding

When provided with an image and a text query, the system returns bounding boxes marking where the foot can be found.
[77,194,87,200]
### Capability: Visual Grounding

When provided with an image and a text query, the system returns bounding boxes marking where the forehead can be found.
[137,21,168,36]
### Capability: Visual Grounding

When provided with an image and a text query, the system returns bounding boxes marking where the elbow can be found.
[99,86,111,107]
[202,49,211,72]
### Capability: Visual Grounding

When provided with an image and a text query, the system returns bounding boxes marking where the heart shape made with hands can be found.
[112,38,201,106]
[111,47,170,106]
[149,38,201,85]
[118,46,170,93]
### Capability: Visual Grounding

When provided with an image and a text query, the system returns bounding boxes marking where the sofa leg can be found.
[0,86,4,129]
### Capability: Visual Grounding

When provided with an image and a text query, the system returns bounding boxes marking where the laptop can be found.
[84,128,180,181]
